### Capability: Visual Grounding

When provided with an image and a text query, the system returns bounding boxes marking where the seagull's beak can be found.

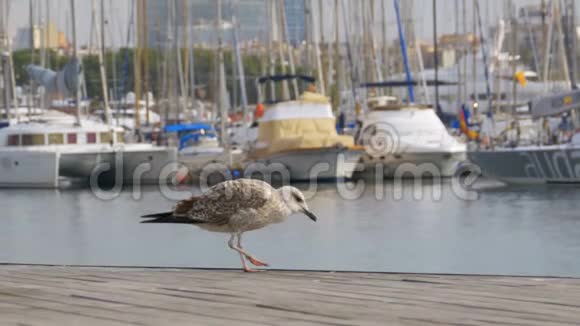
[302,208,317,222]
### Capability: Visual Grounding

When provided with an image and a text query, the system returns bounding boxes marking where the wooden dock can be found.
[0,265,579,325]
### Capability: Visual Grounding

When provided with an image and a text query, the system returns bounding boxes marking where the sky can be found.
[7,0,132,48]
[6,0,580,48]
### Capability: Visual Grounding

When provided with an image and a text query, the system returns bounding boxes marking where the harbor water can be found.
[1,180,580,277]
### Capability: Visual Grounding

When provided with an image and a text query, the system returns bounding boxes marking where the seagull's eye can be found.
[292,193,303,203]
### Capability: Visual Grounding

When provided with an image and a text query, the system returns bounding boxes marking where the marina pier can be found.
[1,265,579,325]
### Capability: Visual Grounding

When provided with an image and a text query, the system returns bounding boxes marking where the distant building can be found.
[145,0,265,48]
[284,0,305,45]
[13,22,67,50]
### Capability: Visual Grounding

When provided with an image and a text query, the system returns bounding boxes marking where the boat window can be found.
[67,133,77,144]
[116,132,124,143]
[87,132,97,144]
[440,94,455,102]
[21,134,45,146]
[48,133,64,145]
[100,132,112,144]
[7,134,19,146]
[471,93,488,101]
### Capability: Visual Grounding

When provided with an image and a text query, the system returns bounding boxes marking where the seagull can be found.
[141,179,317,272]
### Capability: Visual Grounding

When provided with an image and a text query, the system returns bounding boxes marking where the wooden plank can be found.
[0,266,580,325]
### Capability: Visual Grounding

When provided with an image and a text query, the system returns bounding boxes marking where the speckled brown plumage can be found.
[169,179,279,228]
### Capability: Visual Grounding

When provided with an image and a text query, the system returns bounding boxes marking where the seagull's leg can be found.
[229,234,250,271]
[237,233,269,267]
[228,233,262,272]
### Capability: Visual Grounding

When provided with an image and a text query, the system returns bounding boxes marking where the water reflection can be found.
[1,179,580,276]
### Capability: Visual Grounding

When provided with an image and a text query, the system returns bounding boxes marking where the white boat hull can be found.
[0,150,60,188]
[360,151,467,178]
[178,149,245,174]
[0,145,177,188]
[355,101,468,178]
[469,145,580,184]
[59,145,177,185]
[246,147,362,182]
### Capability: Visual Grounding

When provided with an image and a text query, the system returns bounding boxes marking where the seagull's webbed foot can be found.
[243,267,266,273]
[246,256,269,267]
[230,233,269,272]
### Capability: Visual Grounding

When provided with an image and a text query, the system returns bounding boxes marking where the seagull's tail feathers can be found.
[141,212,202,224]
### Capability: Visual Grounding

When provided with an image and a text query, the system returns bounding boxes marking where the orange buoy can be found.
[255,103,265,118]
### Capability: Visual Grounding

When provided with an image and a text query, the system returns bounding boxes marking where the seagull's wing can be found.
[141,197,208,224]
[186,179,273,225]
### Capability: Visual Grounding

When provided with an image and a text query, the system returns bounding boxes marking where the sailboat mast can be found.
[304,0,311,75]
[542,2,554,92]
[278,0,299,99]
[472,0,477,107]
[266,0,275,101]
[316,0,326,95]
[323,0,333,98]
[313,2,324,95]
[94,0,112,130]
[143,0,150,125]
[40,0,46,68]
[189,17,195,108]
[554,2,570,89]
[0,0,9,120]
[510,1,518,114]
[381,0,388,82]
[1,57,7,121]
[564,0,577,88]
[371,0,382,83]
[28,0,34,120]
[217,0,229,149]
[160,8,171,126]
[108,0,119,126]
[433,0,439,111]
[334,0,342,107]
[274,1,290,100]
[180,0,188,118]
[45,0,50,67]
[231,0,249,121]
[172,0,186,122]
[474,0,492,116]
[134,0,142,132]
[455,0,461,107]
[70,0,81,125]
[393,0,414,103]
[340,0,358,112]
[571,0,577,88]
[461,0,467,104]
[6,1,16,122]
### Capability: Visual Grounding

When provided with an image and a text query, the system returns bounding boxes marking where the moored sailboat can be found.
[356,95,467,177]
[244,75,362,182]
[470,89,580,184]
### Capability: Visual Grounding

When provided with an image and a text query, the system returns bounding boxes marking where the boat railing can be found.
[369,103,433,111]
[255,74,317,104]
